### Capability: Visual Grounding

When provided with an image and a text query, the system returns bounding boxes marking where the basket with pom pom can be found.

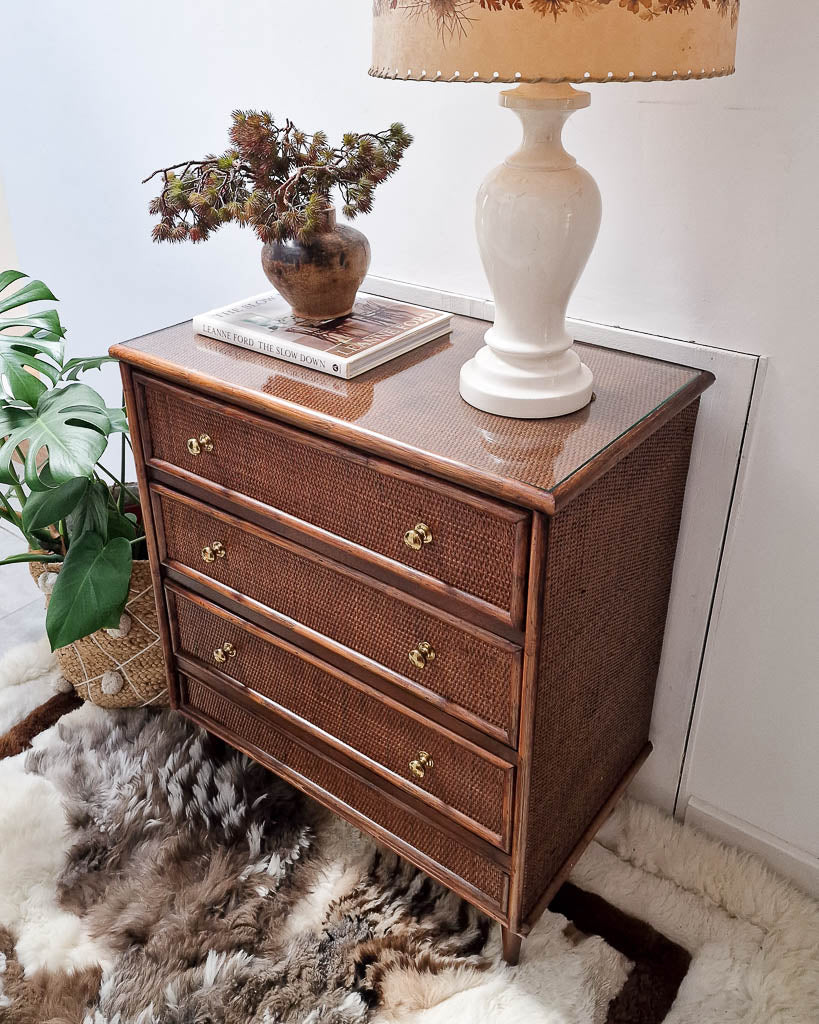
[29,559,168,708]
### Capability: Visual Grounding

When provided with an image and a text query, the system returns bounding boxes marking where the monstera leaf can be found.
[46,532,132,649]
[0,272,66,405]
[0,383,117,488]
[61,355,117,381]
[67,479,110,539]
[21,475,90,533]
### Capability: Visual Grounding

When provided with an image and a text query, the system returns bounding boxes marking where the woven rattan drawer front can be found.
[138,376,529,626]
[179,675,510,919]
[169,586,513,848]
[154,487,522,744]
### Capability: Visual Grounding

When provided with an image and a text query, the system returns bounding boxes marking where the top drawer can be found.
[136,376,529,628]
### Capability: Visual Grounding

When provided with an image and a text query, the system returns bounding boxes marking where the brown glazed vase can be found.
[261,208,371,322]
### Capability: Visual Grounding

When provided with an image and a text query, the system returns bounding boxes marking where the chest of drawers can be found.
[112,312,712,964]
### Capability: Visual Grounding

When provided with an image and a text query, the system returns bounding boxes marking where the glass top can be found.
[116,312,708,506]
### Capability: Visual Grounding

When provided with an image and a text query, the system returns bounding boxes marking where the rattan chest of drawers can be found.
[113,312,712,965]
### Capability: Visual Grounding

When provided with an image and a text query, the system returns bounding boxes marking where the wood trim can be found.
[180,657,513,863]
[179,689,510,923]
[164,564,517,761]
[113,343,712,516]
[148,461,526,642]
[133,371,529,633]
[134,371,529,523]
[501,929,522,967]
[506,511,549,935]
[519,742,652,936]
[176,666,511,870]
[110,343,552,512]
[120,366,177,708]
[150,483,523,747]
[166,583,515,852]
[551,376,713,512]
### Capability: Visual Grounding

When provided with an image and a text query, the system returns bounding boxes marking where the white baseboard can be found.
[684,797,819,899]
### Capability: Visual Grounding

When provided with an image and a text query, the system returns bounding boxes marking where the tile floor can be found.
[0,521,47,658]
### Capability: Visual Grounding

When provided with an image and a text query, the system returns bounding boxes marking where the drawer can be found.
[137,375,529,628]
[179,673,510,919]
[153,486,522,745]
[167,585,514,849]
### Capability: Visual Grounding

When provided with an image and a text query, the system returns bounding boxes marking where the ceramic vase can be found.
[261,207,371,322]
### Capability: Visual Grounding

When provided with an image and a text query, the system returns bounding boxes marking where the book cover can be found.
[193,291,451,379]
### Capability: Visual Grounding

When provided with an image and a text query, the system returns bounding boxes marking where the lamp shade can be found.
[370,0,739,84]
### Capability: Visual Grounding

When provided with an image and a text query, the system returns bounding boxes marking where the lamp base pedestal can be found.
[459,342,593,419]
[460,83,601,419]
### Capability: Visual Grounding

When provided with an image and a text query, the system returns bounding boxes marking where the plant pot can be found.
[29,559,168,709]
[261,207,371,322]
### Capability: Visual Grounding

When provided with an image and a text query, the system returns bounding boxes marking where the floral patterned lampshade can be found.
[370,0,740,84]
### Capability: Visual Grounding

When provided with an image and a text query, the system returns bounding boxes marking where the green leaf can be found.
[0,278,58,316]
[21,476,89,533]
[106,407,129,434]
[0,311,66,338]
[30,459,58,490]
[15,330,65,361]
[46,533,131,649]
[67,479,109,541]
[0,356,47,405]
[106,507,138,542]
[0,551,63,567]
[0,270,27,295]
[0,320,64,406]
[0,383,114,488]
[61,355,117,380]
[0,343,62,405]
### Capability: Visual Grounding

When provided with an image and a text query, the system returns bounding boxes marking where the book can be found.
[193,291,452,379]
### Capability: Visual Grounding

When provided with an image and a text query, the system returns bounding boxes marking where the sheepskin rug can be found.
[0,642,817,1023]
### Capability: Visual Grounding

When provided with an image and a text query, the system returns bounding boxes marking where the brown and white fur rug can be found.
[0,640,817,1023]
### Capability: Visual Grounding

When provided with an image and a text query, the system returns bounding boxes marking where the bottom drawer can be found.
[179,675,509,920]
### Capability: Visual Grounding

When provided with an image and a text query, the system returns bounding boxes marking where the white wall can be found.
[0,179,17,269]
[1,3,816,878]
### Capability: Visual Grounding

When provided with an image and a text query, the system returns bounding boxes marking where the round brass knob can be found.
[201,541,226,564]
[409,750,434,781]
[187,434,214,456]
[409,641,436,670]
[403,523,433,551]
[213,642,237,665]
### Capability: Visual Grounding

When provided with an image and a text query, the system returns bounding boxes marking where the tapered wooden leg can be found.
[501,928,522,966]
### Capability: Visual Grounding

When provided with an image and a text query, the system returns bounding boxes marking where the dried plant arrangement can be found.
[145,111,413,247]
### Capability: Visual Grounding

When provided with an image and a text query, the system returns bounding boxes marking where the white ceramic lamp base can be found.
[459,83,601,419]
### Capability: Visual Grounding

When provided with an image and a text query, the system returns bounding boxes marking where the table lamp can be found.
[371,1,739,418]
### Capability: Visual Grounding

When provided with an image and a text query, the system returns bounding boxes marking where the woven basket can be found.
[29,559,169,709]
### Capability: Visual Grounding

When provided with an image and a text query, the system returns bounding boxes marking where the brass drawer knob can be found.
[213,641,237,665]
[187,433,214,456]
[201,540,227,564]
[403,522,433,551]
[409,641,436,670]
[409,750,434,781]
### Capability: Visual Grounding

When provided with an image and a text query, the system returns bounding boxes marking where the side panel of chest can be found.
[509,402,700,932]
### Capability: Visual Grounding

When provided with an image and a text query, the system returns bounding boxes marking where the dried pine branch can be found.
[145,111,413,246]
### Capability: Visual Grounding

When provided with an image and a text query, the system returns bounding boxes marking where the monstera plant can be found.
[0,270,144,650]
